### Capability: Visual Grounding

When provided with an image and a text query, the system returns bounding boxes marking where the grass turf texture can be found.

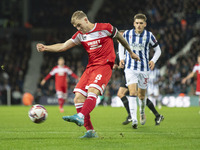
[0,105,200,150]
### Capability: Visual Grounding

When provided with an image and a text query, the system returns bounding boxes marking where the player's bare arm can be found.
[37,39,76,52]
[115,31,140,61]
[113,64,119,70]
[40,79,46,86]
[181,72,195,84]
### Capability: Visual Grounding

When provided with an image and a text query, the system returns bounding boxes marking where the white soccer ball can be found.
[28,104,48,123]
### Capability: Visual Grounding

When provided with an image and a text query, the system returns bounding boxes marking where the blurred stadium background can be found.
[0,0,199,107]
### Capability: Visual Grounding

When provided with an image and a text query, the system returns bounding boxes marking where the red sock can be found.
[80,92,97,116]
[58,98,65,108]
[75,103,94,130]
[84,114,94,130]
[75,103,84,113]
[76,102,94,130]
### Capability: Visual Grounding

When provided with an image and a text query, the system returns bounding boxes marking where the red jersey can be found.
[71,23,117,68]
[44,65,78,90]
[192,63,200,94]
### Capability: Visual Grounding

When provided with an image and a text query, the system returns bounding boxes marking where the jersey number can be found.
[94,74,102,83]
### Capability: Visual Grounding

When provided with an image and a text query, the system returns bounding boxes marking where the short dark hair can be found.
[58,56,64,60]
[134,13,147,22]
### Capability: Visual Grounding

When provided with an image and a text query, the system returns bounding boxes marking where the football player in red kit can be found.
[40,57,78,112]
[182,53,200,105]
[37,10,140,138]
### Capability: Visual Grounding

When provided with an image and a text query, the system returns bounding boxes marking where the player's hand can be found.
[130,52,140,61]
[37,43,46,52]
[40,79,46,86]
[119,60,125,68]
[113,64,119,70]
[181,78,187,84]
[149,61,155,70]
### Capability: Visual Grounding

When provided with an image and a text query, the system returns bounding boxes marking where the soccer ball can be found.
[28,104,48,123]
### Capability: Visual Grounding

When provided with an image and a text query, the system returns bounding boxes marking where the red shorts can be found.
[56,85,67,93]
[74,63,113,96]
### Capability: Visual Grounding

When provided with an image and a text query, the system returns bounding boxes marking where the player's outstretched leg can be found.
[155,115,164,125]
[80,130,98,138]
[62,114,84,126]
[146,98,164,125]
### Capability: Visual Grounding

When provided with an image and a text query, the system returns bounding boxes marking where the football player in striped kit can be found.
[119,13,163,129]
[37,10,140,138]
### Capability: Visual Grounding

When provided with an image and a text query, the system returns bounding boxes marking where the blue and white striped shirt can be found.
[118,29,159,72]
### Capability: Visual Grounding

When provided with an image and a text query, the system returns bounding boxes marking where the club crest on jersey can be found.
[98,31,103,38]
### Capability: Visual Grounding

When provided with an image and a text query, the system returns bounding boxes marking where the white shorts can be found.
[56,91,67,99]
[125,69,149,89]
[196,91,200,95]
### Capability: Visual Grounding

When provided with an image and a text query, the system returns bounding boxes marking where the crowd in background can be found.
[96,0,199,67]
[160,39,200,96]
[0,0,199,105]
[0,30,31,104]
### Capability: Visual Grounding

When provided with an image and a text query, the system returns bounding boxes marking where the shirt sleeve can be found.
[65,67,78,79]
[192,65,197,73]
[150,45,161,64]
[149,32,158,47]
[71,32,81,45]
[104,23,118,38]
[110,26,118,38]
[118,43,126,61]
[44,68,56,81]
[118,31,126,61]
[49,67,56,76]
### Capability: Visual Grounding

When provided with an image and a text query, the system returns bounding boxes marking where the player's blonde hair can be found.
[71,10,87,25]
[134,13,147,22]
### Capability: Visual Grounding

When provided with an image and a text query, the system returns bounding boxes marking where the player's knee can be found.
[117,92,124,98]
[129,91,137,97]
[74,94,86,104]
[138,94,145,100]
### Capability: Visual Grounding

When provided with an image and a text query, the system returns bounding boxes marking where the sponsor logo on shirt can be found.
[130,43,145,51]
[87,40,102,50]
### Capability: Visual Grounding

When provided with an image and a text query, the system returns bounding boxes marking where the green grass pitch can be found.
[0,105,200,150]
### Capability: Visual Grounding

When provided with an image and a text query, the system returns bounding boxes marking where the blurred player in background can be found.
[182,53,200,105]
[113,58,131,125]
[113,30,131,125]
[119,13,163,129]
[37,10,140,138]
[147,66,162,109]
[40,57,79,113]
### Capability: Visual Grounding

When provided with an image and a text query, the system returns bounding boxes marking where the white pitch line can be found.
[0,131,175,135]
